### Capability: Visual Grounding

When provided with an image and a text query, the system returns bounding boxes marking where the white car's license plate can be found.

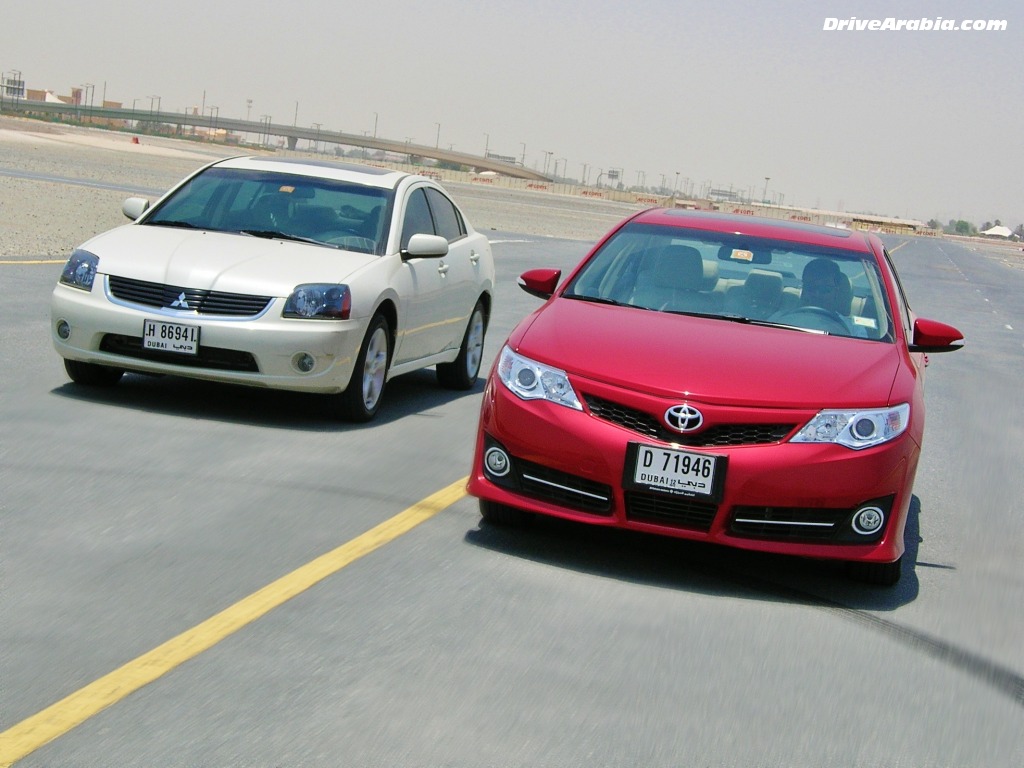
[142,319,200,355]
[625,443,724,499]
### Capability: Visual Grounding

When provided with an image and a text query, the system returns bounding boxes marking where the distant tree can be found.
[981,221,994,232]
[927,219,942,230]
[954,220,974,236]
[994,219,1002,227]
[1015,224,1024,238]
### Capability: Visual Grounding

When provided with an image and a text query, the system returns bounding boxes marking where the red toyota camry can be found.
[468,209,962,585]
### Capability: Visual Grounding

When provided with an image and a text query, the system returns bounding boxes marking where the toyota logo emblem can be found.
[664,404,703,433]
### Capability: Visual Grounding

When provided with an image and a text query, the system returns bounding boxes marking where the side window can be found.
[400,188,435,250]
[425,187,465,243]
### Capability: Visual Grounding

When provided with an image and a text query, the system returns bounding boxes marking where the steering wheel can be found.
[773,305,852,335]
[322,230,376,253]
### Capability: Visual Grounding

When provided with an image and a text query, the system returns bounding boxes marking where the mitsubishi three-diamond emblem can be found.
[169,292,190,309]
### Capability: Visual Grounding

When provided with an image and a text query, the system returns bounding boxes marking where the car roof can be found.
[209,155,417,190]
[632,208,878,253]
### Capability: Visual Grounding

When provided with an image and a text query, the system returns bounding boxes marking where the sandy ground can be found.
[0,115,628,258]
[2,115,1020,268]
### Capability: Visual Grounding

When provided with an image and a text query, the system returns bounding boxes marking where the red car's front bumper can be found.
[467,376,920,565]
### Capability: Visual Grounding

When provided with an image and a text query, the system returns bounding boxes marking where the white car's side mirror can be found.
[402,233,449,259]
[122,197,151,221]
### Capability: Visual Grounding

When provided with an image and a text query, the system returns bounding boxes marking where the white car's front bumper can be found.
[51,279,368,394]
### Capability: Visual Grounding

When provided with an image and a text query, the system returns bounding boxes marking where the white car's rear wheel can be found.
[437,300,487,390]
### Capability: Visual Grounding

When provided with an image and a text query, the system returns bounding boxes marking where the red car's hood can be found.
[511,298,902,409]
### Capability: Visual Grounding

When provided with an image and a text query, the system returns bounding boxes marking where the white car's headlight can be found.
[497,345,582,410]
[59,249,99,291]
[283,284,351,319]
[791,404,910,450]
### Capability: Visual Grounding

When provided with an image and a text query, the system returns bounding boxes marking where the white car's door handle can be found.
[470,250,480,265]
[437,262,450,276]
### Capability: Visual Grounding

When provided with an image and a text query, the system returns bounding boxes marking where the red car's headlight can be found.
[497,345,582,411]
[791,404,910,449]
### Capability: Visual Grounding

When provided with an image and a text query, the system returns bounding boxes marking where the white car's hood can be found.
[83,224,378,296]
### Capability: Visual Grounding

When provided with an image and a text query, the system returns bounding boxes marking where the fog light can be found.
[484,446,511,477]
[293,353,316,373]
[852,506,885,535]
[56,320,71,340]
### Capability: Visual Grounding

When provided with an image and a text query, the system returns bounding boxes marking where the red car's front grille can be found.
[624,491,717,531]
[584,395,795,446]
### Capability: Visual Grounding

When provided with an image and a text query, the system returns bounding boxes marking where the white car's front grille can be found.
[107,275,273,317]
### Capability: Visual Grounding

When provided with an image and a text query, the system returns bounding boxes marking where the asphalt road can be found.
[1,230,1022,767]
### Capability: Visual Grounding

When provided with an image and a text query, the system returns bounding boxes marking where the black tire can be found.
[437,300,487,390]
[479,499,530,527]
[333,313,391,422]
[63,358,124,387]
[847,556,903,586]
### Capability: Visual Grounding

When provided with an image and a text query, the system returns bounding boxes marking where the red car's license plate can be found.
[624,443,725,500]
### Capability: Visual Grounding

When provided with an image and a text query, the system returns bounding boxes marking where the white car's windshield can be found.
[144,167,392,255]
[564,222,894,341]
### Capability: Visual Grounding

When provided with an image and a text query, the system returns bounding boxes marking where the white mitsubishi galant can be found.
[51,156,495,420]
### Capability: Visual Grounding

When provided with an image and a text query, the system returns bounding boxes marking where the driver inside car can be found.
[797,258,860,336]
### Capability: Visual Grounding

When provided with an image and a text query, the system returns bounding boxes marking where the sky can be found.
[4,0,1021,225]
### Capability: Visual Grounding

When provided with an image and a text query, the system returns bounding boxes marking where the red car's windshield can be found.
[564,222,895,341]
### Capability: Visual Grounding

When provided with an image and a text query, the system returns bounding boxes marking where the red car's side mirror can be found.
[518,268,562,300]
[908,317,964,353]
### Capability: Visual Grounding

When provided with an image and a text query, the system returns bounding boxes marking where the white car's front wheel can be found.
[334,313,391,422]
[64,359,125,387]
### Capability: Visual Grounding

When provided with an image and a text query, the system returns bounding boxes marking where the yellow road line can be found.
[0,478,468,767]
[0,259,64,264]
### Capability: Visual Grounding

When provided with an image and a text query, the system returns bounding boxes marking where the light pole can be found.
[2,70,23,110]
[205,105,219,139]
[434,122,441,149]
[260,114,271,146]
[762,176,770,202]
[373,112,378,138]
[483,133,490,157]
[520,142,526,166]
[311,122,321,153]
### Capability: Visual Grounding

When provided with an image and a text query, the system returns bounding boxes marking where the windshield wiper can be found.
[239,229,338,248]
[147,220,200,229]
[704,313,827,334]
[564,294,628,307]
